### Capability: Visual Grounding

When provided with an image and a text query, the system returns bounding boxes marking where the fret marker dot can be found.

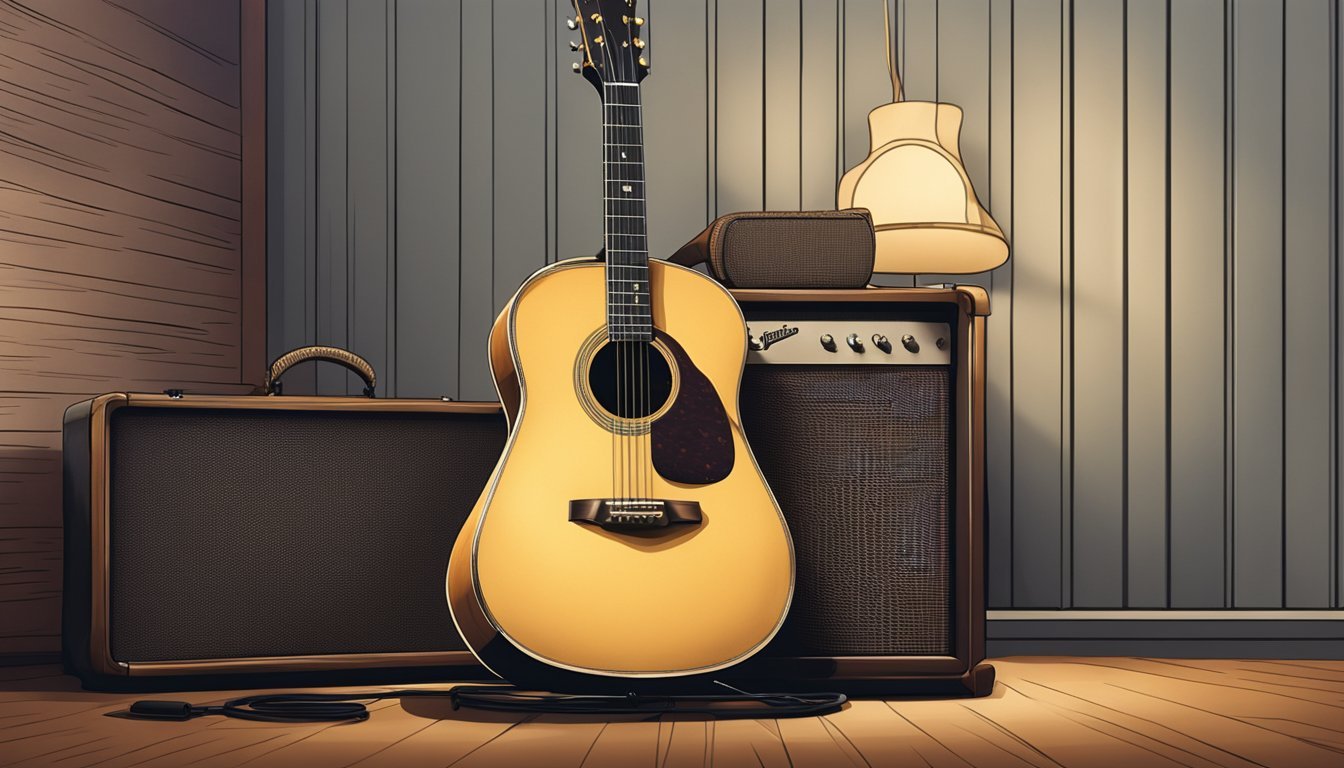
[621,152,628,159]
[622,184,632,193]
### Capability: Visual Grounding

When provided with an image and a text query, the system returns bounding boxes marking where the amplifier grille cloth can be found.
[109,409,504,662]
[741,365,952,656]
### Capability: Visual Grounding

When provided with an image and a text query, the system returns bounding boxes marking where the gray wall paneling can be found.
[1283,0,1334,609]
[269,0,1344,614]
[716,0,765,216]
[1230,0,1284,608]
[1168,0,1227,608]
[985,0,1015,609]
[395,0,461,399]
[1010,0,1064,607]
[1071,0,1125,608]
[1125,0,1169,609]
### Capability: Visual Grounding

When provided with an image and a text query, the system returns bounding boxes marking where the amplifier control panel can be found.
[745,319,952,365]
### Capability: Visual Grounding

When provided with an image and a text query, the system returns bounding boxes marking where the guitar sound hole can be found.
[588,341,674,420]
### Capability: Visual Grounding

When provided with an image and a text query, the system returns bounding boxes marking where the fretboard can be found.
[602,81,650,342]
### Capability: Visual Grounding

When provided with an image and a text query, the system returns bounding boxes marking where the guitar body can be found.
[447,258,794,691]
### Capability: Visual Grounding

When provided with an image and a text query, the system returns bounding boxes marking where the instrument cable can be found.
[119,683,847,723]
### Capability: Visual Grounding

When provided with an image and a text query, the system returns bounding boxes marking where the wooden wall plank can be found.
[457,0,495,401]
[985,0,1014,608]
[799,0,839,211]
[315,0,351,395]
[715,0,764,215]
[764,0,801,211]
[1168,0,1228,608]
[896,0,935,103]
[644,0,711,260]
[266,0,315,393]
[0,0,257,656]
[1126,0,1170,608]
[866,0,915,289]
[1070,0,1126,608]
[555,2,602,263]
[347,0,391,397]
[395,0,462,400]
[1282,0,1333,609]
[1010,0,1064,608]
[922,0,992,289]
[1338,0,1344,611]
[491,1,548,313]
[1230,0,1286,608]
[0,528,61,656]
[847,0,897,172]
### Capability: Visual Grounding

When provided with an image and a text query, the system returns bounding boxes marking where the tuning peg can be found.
[633,37,645,49]
[638,56,648,68]
[569,40,582,51]
[572,62,582,73]
[624,15,644,26]
[566,17,577,30]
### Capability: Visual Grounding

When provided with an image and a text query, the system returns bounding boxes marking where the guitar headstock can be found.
[568,0,648,91]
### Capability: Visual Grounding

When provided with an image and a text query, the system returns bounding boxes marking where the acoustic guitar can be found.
[446,0,794,692]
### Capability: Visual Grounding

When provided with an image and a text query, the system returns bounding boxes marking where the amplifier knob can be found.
[820,334,837,352]
[872,334,892,353]
[846,333,865,353]
[901,334,920,353]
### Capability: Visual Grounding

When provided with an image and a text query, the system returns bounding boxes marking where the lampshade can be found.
[837,101,1008,274]
[836,2,1009,275]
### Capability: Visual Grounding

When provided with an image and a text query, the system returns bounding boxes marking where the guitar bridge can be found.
[570,498,702,532]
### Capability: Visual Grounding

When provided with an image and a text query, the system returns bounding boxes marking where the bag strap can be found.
[669,221,713,267]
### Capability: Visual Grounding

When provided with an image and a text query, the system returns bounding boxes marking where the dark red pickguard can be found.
[651,330,735,484]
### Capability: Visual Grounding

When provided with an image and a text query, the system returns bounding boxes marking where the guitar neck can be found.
[603,81,651,342]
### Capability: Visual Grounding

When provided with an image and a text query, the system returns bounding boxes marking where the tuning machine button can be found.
[901,334,920,353]
[566,16,578,29]
[748,333,763,351]
[872,334,892,353]
[846,333,864,353]
[820,334,837,352]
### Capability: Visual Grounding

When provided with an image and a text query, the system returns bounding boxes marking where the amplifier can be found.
[62,390,505,689]
[731,286,993,696]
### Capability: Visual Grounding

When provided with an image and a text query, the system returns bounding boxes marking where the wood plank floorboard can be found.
[2,659,1342,767]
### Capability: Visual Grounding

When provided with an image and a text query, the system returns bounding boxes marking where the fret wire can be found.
[604,84,648,337]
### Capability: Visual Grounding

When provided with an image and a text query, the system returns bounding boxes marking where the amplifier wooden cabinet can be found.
[62,392,505,689]
[729,286,993,696]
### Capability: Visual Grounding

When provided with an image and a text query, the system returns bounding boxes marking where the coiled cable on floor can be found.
[122,684,848,724]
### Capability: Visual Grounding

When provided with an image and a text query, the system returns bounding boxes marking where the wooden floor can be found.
[2,658,1343,767]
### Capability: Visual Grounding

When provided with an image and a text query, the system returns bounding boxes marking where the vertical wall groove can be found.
[266,0,1344,611]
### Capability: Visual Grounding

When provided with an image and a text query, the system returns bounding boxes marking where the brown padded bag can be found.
[669,209,875,289]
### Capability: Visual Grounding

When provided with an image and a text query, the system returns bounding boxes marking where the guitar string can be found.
[627,38,651,504]
[627,29,650,503]
[612,15,646,503]
[612,23,641,503]
[596,18,630,505]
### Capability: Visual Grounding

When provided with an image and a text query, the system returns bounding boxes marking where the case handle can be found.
[265,346,376,397]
